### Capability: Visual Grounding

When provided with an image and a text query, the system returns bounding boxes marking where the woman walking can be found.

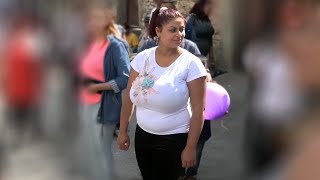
[117,7,207,180]
[77,1,130,179]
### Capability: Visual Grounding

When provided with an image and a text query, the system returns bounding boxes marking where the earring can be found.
[154,36,159,45]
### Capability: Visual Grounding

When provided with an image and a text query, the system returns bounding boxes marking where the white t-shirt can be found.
[130,47,207,135]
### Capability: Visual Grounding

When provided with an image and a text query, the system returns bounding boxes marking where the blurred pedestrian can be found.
[2,12,46,143]
[186,0,226,77]
[138,15,151,49]
[238,0,320,179]
[77,1,130,179]
[124,22,139,53]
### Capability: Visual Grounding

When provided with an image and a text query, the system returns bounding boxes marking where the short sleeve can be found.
[130,50,149,73]
[186,57,208,82]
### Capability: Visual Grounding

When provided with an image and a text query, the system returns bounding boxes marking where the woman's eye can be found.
[170,29,177,32]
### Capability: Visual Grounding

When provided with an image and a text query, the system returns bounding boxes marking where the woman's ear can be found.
[155,27,162,37]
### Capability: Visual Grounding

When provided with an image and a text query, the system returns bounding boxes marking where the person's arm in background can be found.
[184,39,201,56]
[117,67,139,150]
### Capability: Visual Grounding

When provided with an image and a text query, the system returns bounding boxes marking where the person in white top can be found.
[117,7,207,180]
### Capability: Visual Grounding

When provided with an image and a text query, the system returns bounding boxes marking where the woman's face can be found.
[87,7,113,37]
[156,17,185,48]
[203,0,213,16]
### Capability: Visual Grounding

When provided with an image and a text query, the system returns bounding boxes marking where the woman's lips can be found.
[172,39,182,43]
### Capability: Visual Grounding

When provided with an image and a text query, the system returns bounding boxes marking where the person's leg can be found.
[151,133,188,180]
[77,104,108,180]
[7,105,28,132]
[99,122,118,179]
[135,125,153,180]
[29,104,42,138]
[5,105,29,147]
[245,114,278,174]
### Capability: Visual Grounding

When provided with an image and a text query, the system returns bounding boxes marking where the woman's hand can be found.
[87,82,112,94]
[117,132,130,151]
[181,147,197,168]
[206,72,213,82]
[87,83,99,94]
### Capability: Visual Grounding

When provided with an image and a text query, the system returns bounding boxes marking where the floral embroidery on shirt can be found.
[132,58,159,103]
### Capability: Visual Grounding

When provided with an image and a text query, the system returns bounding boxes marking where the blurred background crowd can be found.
[1,0,320,179]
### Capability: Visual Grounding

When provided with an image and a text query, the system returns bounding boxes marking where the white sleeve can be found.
[186,57,208,82]
[130,51,146,73]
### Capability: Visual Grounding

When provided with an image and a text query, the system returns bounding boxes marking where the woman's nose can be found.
[178,30,185,38]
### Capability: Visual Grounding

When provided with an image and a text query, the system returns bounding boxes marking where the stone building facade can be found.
[139,0,197,26]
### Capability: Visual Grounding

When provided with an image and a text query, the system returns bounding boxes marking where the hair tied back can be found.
[159,7,169,13]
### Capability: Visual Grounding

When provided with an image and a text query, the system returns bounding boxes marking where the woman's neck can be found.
[156,45,181,56]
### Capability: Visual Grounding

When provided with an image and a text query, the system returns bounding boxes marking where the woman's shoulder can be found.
[181,48,199,59]
[179,48,203,66]
[132,46,156,63]
[137,46,156,57]
[108,35,129,49]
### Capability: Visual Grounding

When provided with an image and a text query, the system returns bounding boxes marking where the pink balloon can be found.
[204,82,230,120]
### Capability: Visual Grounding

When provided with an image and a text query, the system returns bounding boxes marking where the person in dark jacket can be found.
[186,0,214,57]
[186,0,226,78]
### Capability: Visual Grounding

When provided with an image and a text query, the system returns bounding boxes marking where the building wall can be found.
[139,0,197,26]
[116,0,128,25]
